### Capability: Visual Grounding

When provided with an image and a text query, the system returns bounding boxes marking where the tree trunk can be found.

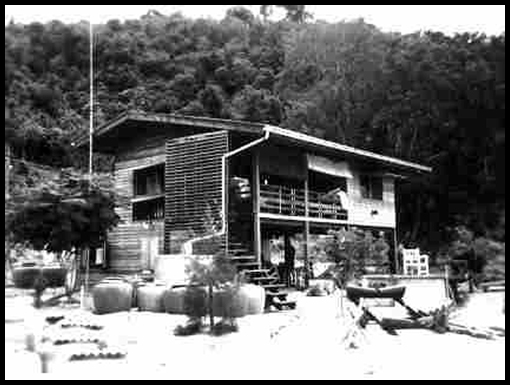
[5,240,14,286]
[64,251,79,297]
[410,196,422,243]
[208,282,214,329]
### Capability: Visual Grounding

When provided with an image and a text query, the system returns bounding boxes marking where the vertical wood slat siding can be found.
[164,131,229,254]
[347,172,396,228]
[107,147,166,271]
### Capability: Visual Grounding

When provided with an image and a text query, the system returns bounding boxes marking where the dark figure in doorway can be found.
[284,237,296,287]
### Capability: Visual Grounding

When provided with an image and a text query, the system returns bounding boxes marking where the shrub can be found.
[212,284,247,318]
[183,286,208,319]
[210,319,239,336]
[174,318,203,336]
[307,285,325,297]
[323,228,389,287]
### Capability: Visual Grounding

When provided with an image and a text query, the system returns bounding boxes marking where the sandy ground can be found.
[5,288,505,380]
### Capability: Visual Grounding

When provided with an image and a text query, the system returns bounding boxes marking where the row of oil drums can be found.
[12,264,67,289]
[92,278,266,317]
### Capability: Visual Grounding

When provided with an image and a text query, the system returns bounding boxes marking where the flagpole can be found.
[84,20,93,302]
[89,20,93,184]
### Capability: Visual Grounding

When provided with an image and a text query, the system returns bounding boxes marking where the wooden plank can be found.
[259,212,354,225]
[131,194,165,203]
[116,156,166,172]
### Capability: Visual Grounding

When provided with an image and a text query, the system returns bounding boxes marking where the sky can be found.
[4,4,506,36]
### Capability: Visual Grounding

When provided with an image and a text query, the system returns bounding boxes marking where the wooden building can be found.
[83,111,431,290]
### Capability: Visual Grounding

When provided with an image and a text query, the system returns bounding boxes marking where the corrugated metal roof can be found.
[79,111,431,173]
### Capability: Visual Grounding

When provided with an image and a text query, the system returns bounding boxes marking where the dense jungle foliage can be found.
[5,6,505,262]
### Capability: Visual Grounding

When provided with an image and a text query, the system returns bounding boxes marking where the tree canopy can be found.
[5,7,505,253]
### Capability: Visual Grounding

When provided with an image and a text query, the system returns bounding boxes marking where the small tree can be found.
[6,170,121,305]
[324,228,373,287]
[176,253,239,335]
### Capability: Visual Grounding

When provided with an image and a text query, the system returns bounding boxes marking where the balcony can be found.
[259,184,348,221]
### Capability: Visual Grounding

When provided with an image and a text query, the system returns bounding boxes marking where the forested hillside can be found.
[4,6,505,252]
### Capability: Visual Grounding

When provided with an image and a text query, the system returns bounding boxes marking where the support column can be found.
[5,143,12,280]
[224,156,229,257]
[393,178,399,274]
[304,174,310,288]
[252,151,261,265]
[393,228,399,274]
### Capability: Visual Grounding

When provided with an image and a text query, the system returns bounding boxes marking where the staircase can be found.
[221,236,296,312]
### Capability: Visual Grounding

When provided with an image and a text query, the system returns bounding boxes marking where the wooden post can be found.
[304,175,310,288]
[224,156,229,258]
[252,151,261,265]
[393,178,399,274]
[393,228,399,274]
[5,143,12,280]
[5,143,10,201]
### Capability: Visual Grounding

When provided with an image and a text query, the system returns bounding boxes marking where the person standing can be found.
[284,235,296,287]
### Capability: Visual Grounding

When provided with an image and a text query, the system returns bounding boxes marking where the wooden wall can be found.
[107,145,166,271]
[346,169,396,229]
[164,131,229,254]
[106,126,398,271]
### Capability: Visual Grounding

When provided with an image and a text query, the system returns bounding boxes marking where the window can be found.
[360,175,383,200]
[133,197,165,222]
[134,164,164,197]
[132,164,165,222]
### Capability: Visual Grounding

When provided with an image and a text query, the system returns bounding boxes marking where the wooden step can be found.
[224,242,247,247]
[265,291,289,299]
[244,269,272,275]
[271,300,297,311]
[261,284,286,290]
[235,262,259,267]
[235,263,260,270]
[229,256,256,262]
[227,249,251,256]
[250,276,279,283]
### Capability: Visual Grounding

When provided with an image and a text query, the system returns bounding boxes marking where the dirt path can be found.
[5,289,505,380]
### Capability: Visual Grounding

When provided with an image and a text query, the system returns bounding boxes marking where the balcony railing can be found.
[259,184,348,220]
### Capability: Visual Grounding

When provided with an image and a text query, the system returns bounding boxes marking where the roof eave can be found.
[263,125,432,174]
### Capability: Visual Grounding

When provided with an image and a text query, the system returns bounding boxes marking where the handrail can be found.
[260,183,348,219]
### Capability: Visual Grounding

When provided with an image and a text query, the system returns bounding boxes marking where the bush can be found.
[212,285,247,318]
[210,319,239,336]
[307,285,325,297]
[445,226,505,284]
[183,286,208,319]
[174,319,203,336]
